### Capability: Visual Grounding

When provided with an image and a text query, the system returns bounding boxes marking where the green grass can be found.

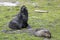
[0,0,60,40]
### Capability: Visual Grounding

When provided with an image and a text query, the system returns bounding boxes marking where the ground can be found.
[0,0,60,40]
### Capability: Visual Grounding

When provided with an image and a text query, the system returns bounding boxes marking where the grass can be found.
[0,0,60,40]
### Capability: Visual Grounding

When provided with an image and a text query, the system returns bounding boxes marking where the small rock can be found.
[34,10,48,13]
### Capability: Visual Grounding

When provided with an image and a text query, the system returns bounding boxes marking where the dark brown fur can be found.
[9,5,31,30]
